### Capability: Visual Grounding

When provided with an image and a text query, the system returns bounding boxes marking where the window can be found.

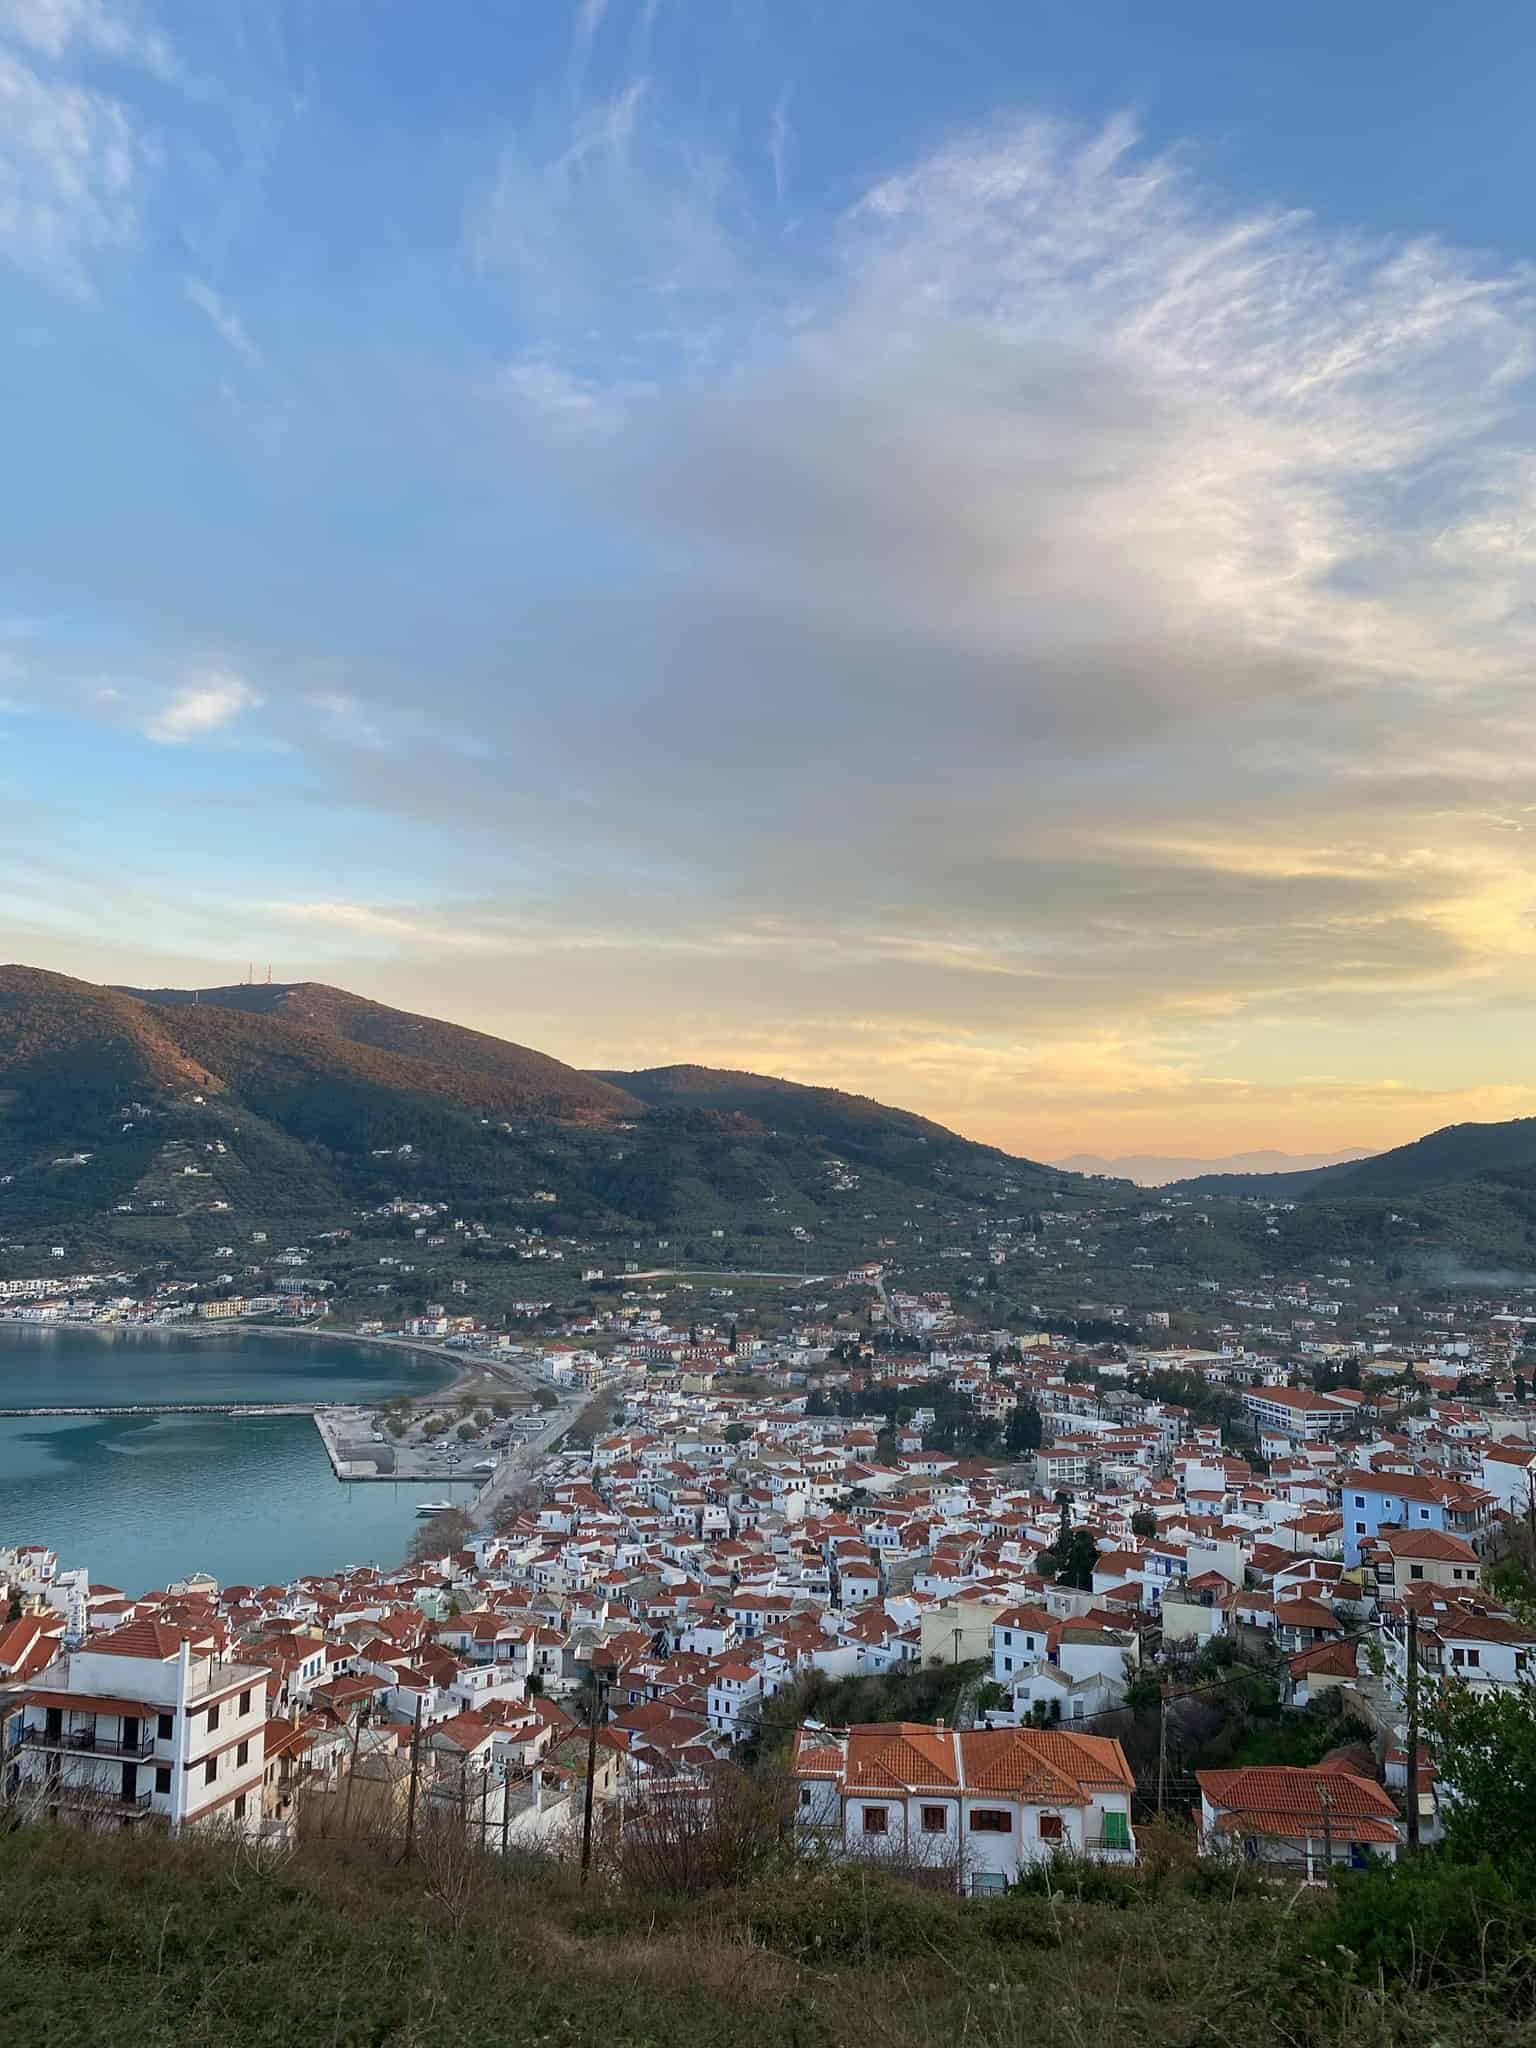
[862,1806,889,1836]
[236,1741,249,1768]
[920,1806,946,1834]
[204,1759,217,1786]
[1004,1657,1013,1673]
[1003,1630,1013,1646]
[1038,1814,1065,1841]
[238,1690,251,1715]
[1101,1810,1130,1849]
[1409,1565,1424,1581]
[1354,1497,1365,1508]
[799,1788,814,1808]
[234,1794,247,1822]
[155,1767,171,1795]
[969,1808,1011,1833]
[207,1703,220,1733]
[157,1713,173,1742]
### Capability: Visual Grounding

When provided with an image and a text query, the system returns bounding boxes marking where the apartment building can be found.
[13,1619,271,1833]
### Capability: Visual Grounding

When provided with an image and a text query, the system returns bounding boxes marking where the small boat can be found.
[414,1500,454,1517]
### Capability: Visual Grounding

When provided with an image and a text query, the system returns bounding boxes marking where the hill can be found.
[595,1063,1074,1194]
[0,967,1083,1260]
[125,980,636,1123]
[1062,1149,1367,1188]
[1173,1118,1536,1200]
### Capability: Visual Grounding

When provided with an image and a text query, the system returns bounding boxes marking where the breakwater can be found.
[0,1401,324,1417]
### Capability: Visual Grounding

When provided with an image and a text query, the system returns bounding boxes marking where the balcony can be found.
[43,1783,156,1814]
[22,1724,156,1760]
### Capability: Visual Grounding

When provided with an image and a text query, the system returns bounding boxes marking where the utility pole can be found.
[1319,1780,1334,1886]
[339,1707,364,1839]
[1156,1684,1168,1816]
[579,1676,606,1885]
[403,1697,424,1864]
[1404,1606,1421,1855]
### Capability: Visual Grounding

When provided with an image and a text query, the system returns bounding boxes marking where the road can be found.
[469,1391,586,1522]
[616,1267,835,1283]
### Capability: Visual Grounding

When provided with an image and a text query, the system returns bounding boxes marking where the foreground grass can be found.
[0,1824,1531,2048]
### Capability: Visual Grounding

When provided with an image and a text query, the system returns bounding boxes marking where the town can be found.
[6,1223,1536,1892]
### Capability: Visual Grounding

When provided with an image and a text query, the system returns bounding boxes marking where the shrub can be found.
[1300,1852,1536,1993]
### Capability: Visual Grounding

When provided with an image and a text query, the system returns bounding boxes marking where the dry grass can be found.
[0,1820,1529,2048]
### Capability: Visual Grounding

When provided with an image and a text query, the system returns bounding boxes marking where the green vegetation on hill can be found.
[1,965,1084,1262]
[3,1818,1531,2048]
[128,980,637,1122]
[598,1062,1074,1196]
[1176,1116,1536,1209]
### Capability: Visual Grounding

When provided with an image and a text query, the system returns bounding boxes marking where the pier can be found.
[0,1401,324,1418]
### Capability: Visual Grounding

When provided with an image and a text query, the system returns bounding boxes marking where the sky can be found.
[3,1,1536,1164]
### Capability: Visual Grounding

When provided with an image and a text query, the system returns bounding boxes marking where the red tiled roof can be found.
[1199,1764,1399,1844]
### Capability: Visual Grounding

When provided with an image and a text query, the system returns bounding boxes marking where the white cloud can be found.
[0,0,174,76]
[145,671,261,743]
[0,44,143,280]
[183,277,262,369]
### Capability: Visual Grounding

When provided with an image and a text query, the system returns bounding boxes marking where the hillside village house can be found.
[1196,1764,1401,1879]
[13,1619,270,1833]
[792,1722,1135,1891]
[1339,1470,1496,1568]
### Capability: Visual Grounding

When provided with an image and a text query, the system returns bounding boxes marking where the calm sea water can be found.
[0,1328,475,1595]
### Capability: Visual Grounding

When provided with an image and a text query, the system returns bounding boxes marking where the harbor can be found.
[311,1392,586,1510]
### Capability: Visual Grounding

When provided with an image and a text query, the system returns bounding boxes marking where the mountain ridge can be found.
[0,966,1080,1247]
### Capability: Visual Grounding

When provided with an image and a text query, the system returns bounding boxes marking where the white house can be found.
[791,1721,1136,1891]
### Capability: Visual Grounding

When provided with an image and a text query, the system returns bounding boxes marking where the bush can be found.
[1300,1852,1536,1993]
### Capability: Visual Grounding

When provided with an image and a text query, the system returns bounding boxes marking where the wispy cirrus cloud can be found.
[0,42,144,280]
[183,276,262,368]
[0,0,173,73]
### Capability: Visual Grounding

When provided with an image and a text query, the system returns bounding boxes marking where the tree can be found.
[1428,1674,1536,1879]
[409,1508,474,1562]
[456,1421,477,1441]
[1053,1531,1101,1591]
[1130,1508,1158,1540]
[492,1397,512,1418]
[1004,1401,1042,1456]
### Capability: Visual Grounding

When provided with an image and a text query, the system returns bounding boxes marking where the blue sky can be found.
[4,0,1536,1160]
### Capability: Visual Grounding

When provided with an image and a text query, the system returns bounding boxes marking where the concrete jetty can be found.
[0,1401,323,1418]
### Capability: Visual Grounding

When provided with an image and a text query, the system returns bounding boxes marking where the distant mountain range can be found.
[1058,1149,1370,1188]
[0,966,1080,1247]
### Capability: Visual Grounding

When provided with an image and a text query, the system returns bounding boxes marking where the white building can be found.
[13,1619,270,1834]
[791,1721,1135,1891]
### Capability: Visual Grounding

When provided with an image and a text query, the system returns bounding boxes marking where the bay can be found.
[0,1328,478,1595]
